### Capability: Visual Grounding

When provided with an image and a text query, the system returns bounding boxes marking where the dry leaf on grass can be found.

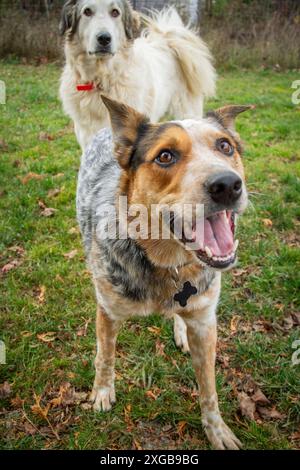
[177,421,187,438]
[133,439,143,450]
[37,332,57,343]
[1,259,22,274]
[36,285,46,304]
[257,406,285,421]
[11,395,25,408]
[63,249,78,260]
[8,245,25,256]
[238,392,256,420]
[251,389,270,405]
[39,132,54,141]
[145,389,161,401]
[147,326,161,335]
[19,172,45,185]
[53,173,64,179]
[290,429,300,442]
[155,339,166,357]
[50,382,88,408]
[0,381,12,399]
[38,200,57,217]
[68,227,80,235]
[47,188,61,198]
[262,218,273,227]
[76,319,91,337]
[31,394,50,420]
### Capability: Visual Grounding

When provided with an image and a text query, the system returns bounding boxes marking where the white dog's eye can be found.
[111,9,120,18]
[83,7,93,17]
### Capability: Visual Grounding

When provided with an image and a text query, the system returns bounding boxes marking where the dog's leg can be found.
[180,283,242,449]
[90,305,121,412]
[173,314,190,353]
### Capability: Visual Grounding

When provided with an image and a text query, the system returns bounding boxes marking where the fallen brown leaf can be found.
[147,326,161,335]
[133,439,143,450]
[37,332,57,343]
[68,227,80,235]
[47,188,61,198]
[177,421,187,438]
[63,249,78,260]
[11,395,25,408]
[31,394,50,420]
[155,339,166,357]
[1,259,21,274]
[262,218,273,228]
[292,312,300,326]
[53,173,64,179]
[0,381,11,398]
[290,429,300,442]
[77,319,91,337]
[238,392,256,420]
[24,421,37,436]
[19,172,45,185]
[145,390,160,401]
[36,285,46,304]
[8,245,25,256]
[251,389,270,405]
[257,406,285,421]
[39,132,54,141]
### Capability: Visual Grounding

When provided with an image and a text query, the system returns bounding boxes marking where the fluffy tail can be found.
[142,7,216,98]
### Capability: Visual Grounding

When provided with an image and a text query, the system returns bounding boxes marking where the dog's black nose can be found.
[208,172,242,205]
[97,32,112,47]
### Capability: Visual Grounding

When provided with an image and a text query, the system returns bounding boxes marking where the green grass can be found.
[0,63,299,450]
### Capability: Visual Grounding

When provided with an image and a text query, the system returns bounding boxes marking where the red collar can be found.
[76,82,95,92]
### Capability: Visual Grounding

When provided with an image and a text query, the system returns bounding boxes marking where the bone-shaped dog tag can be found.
[174,281,198,307]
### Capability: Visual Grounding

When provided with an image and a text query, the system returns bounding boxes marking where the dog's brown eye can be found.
[155,150,176,167]
[111,9,120,18]
[217,139,234,156]
[83,7,93,17]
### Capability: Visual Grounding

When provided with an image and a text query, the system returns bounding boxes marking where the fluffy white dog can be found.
[59,0,216,150]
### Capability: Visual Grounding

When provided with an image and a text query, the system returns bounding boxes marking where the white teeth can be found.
[205,246,213,258]
[234,239,239,251]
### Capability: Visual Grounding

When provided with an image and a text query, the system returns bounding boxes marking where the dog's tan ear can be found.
[207,105,254,132]
[122,1,141,40]
[59,0,78,36]
[101,95,150,169]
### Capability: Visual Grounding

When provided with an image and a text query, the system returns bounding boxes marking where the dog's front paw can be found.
[203,416,242,450]
[173,314,190,353]
[90,385,116,412]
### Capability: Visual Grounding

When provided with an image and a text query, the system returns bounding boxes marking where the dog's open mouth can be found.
[188,210,238,269]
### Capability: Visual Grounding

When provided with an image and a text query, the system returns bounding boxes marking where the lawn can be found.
[0,62,299,450]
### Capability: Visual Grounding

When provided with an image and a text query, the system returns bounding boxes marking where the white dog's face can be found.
[78,0,125,56]
[60,0,139,58]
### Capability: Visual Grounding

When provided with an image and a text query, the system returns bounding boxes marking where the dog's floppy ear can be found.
[122,1,141,40]
[101,95,150,169]
[207,105,254,132]
[59,0,78,36]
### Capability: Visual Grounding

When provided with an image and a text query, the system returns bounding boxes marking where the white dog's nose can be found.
[97,32,112,47]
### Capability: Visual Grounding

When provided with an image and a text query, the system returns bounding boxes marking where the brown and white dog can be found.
[60,0,216,150]
[76,97,253,449]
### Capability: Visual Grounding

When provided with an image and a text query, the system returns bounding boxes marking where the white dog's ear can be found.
[122,1,141,40]
[59,0,78,36]
[102,95,150,169]
[207,105,254,132]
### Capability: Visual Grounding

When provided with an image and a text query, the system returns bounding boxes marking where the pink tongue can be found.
[203,212,234,257]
